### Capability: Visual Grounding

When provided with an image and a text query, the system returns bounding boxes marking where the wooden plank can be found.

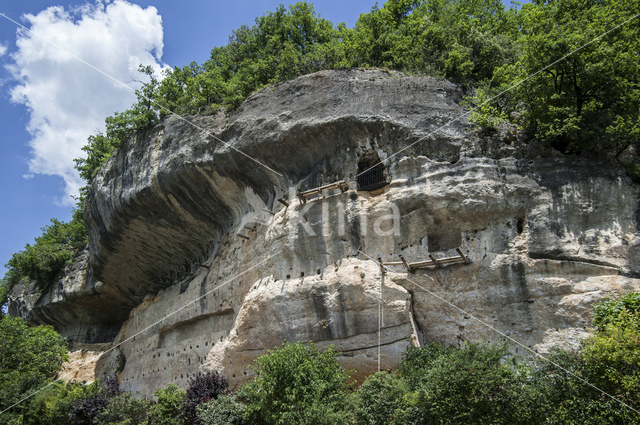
[299,181,348,197]
[410,257,466,268]
[440,257,466,264]
[277,198,290,208]
[382,261,405,266]
[263,208,276,216]
[238,234,250,240]
[409,260,435,268]
[314,180,345,191]
[429,255,441,268]
[244,225,258,232]
[456,248,470,264]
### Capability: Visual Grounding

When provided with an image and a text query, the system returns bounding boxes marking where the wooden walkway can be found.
[381,248,470,273]
[297,180,349,203]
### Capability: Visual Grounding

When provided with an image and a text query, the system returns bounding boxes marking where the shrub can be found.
[0,316,69,424]
[237,341,352,425]
[353,371,408,425]
[94,392,151,425]
[181,372,230,422]
[68,377,120,425]
[148,384,186,425]
[396,342,531,424]
[24,380,97,425]
[196,394,245,425]
[592,293,640,331]
[3,210,87,291]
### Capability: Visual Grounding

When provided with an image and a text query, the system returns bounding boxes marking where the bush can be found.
[237,341,352,425]
[592,293,640,331]
[196,394,245,425]
[148,384,186,425]
[0,316,68,424]
[3,209,87,291]
[181,372,230,422]
[353,371,408,425]
[94,392,151,425]
[24,380,98,425]
[68,377,120,425]
[396,342,532,424]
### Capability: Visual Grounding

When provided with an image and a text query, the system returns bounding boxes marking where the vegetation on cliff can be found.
[2,293,639,423]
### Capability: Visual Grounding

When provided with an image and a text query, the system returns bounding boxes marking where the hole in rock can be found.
[516,216,525,234]
[357,150,390,191]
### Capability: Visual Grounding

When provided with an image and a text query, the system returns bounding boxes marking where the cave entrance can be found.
[357,151,390,191]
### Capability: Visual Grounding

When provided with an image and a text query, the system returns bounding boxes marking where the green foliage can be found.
[196,394,245,425]
[237,341,352,425]
[395,342,533,424]
[349,0,520,84]
[148,384,186,425]
[592,292,640,330]
[68,377,120,425]
[353,371,408,425]
[481,0,640,157]
[24,380,97,425]
[94,392,152,425]
[74,134,122,190]
[527,293,640,424]
[0,316,68,424]
[74,64,161,191]
[3,208,87,292]
[582,296,640,410]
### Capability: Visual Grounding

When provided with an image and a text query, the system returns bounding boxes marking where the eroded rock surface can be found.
[9,69,640,396]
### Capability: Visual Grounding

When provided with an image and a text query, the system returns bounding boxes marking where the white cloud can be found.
[8,0,168,205]
[0,43,7,56]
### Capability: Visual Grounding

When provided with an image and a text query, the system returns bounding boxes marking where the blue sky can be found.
[0,0,520,277]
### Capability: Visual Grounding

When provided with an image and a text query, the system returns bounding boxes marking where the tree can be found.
[530,293,640,424]
[3,209,87,290]
[353,371,408,425]
[489,0,639,155]
[148,384,186,425]
[94,392,152,425]
[196,394,245,425]
[396,342,534,424]
[581,295,640,414]
[68,378,120,425]
[26,380,98,425]
[237,341,352,425]
[0,316,68,424]
[181,372,230,423]
[349,0,520,84]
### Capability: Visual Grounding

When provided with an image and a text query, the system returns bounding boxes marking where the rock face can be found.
[8,248,129,343]
[9,69,640,396]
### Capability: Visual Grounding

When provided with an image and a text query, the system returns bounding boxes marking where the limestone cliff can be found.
[9,69,640,396]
